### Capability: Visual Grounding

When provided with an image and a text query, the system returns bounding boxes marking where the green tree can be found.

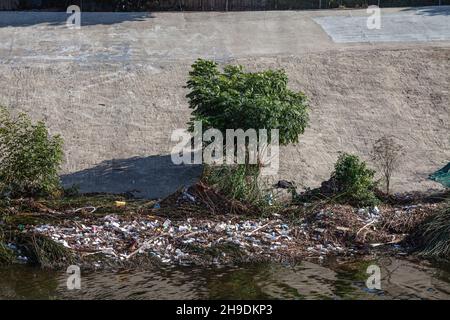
[186,59,309,147]
[0,106,63,197]
[186,59,309,210]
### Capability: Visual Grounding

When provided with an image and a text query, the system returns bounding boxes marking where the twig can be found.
[370,236,402,247]
[356,219,377,236]
[248,222,272,235]
[125,234,162,260]
[72,206,97,214]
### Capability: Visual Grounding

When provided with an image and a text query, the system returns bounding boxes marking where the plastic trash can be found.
[178,225,189,232]
[181,189,196,203]
[265,193,274,206]
[371,206,380,215]
[163,219,171,229]
[28,205,381,267]
[115,201,126,207]
[215,222,227,232]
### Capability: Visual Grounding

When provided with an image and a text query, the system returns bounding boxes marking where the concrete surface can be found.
[60,156,202,199]
[314,6,450,43]
[0,7,449,198]
[4,7,449,65]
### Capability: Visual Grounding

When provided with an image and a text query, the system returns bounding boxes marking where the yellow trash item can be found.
[115,201,126,207]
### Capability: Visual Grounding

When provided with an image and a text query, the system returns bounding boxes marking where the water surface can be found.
[1,257,449,300]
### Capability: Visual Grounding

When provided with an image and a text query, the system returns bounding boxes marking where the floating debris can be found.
[30,214,320,266]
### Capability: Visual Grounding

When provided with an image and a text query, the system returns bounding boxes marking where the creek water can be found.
[1,256,450,300]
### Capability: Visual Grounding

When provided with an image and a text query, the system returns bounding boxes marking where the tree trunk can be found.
[386,177,390,195]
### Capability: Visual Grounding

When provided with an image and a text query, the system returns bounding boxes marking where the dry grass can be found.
[413,201,450,259]
[16,233,74,268]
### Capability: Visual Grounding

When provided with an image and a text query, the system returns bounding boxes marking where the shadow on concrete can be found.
[61,155,203,199]
[402,5,450,16]
[0,11,153,27]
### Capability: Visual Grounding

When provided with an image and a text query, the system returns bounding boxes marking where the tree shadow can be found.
[401,5,450,16]
[60,155,203,199]
[0,11,153,28]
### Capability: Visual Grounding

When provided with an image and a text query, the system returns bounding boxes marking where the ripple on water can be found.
[1,257,450,300]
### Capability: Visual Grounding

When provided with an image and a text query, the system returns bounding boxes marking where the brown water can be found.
[1,257,450,300]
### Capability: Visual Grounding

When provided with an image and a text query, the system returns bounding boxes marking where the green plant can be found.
[186,59,309,147]
[202,164,275,213]
[332,153,379,206]
[0,106,64,197]
[203,164,260,202]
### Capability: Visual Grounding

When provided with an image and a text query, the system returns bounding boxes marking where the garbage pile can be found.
[31,215,306,266]
[22,202,440,267]
[297,205,393,255]
[297,203,439,254]
[379,203,438,234]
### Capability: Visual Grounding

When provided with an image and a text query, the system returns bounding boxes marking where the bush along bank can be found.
[0,106,63,198]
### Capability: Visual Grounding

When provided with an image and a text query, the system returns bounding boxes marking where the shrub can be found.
[202,164,270,210]
[0,106,63,197]
[332,153,379,206]
[371,135,404,194]
[186,59,309,148]
[203,165,260,202]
